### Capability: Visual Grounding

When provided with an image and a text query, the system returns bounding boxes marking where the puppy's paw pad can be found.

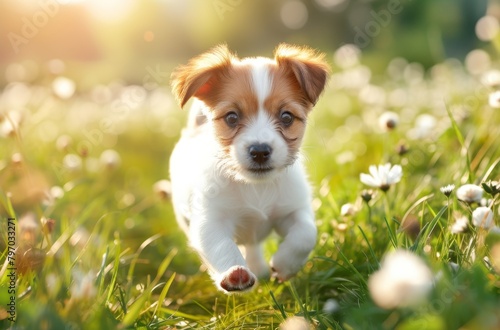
[220,266,256,292]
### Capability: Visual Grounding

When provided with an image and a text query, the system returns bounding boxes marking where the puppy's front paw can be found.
[219,266,256,292]
[270,255,305,282]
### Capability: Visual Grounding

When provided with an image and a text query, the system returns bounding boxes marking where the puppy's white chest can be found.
[235,182,282,220]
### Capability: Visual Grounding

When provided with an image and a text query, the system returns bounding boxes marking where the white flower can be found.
[407,114,437,140]
[52,76,76,99]
[0,111,22,138]
[19,212,40,245]
[378,111,399,131]
[482,180,500,197]
[43,186,65,206]
[360,163,403,191]
[456,184,483,203]
[440,184,455,197]
[488,91,500,108]
[472,207,495,229]
[100,149,121,169]
[450,213,469,234]
[368,250,433,309]
[50,186,65,199]
[361,189,375,203]
[340,203,356,216]
[323,299,340,314]
[481,70,500,88]
[63,154,82,172]
[480,198,492,207]
[154,179,172,199]
[279,316,311,330]
[56,135,72,152]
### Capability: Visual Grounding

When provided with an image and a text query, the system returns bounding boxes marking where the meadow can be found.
[1,45,500,329]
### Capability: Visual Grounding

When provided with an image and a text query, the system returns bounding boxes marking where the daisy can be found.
[100,149,121,169]
[361,189,374,203]
[378,111,400,131]
[472,207,494,229]
[450,213,469,234]
[154,179,172,200]
[440,184,455,197]
[407,114,437,140]
[456,184,483,203]
[368,250,433,309]
[323,298,340,314]
[340,203,357,216]
[63,154,82,172]
[481,69,500,88]
[488,90,500,108]
[360,163,403,192]
[279,316,311,330]
[482,180,500,197]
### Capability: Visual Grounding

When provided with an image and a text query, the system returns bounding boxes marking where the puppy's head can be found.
[171,44,330,182]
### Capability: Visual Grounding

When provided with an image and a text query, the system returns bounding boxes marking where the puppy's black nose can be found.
[249,144,272,164]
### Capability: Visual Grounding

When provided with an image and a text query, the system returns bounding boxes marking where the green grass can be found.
[1,56,500,329]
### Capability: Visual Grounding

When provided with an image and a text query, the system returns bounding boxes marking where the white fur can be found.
[169,60,317,293]
[246,57,273,103]
[231,110,289,181]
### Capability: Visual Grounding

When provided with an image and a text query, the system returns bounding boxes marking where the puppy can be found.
[169,44,329,293]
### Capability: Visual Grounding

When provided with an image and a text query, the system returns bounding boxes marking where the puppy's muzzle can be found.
[248,143,272,165]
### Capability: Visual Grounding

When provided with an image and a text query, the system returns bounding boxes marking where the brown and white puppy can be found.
[169,44,329,293]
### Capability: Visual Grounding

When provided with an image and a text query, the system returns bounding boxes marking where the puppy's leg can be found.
[270,208,317,281]
[190,219,257,292]
[243,244,270,279]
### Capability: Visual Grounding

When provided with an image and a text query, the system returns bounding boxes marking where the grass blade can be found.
[152,272,176,319]
[121,248,177,327]
[445,104,472,181]
[269,290,287,320]
[412,205,448,252]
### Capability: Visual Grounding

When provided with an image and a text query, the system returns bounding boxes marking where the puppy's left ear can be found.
[171,45,235,108]
[275,44,330,105]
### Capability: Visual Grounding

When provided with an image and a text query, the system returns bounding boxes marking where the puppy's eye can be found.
[280,111,294,127]
[225,112,239,127]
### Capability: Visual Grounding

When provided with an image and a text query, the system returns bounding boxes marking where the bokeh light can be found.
[475,15,499,41]
[465,49,491,75]
[280,1,309,30]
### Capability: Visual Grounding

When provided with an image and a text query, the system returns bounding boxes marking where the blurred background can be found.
[1,0,498,217]
[3,2,500,328]
[0,0,494,89]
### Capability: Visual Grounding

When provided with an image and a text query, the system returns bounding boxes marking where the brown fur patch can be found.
[203,63,259,148]
[274,44,330,105]
[170,44,330,159]
[264,64,312,155]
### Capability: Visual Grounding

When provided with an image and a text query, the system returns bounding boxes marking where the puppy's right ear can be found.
[171,45,234,108]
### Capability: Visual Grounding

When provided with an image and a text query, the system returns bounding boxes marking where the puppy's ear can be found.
[274,44,330,105]
[171,45,235,108]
